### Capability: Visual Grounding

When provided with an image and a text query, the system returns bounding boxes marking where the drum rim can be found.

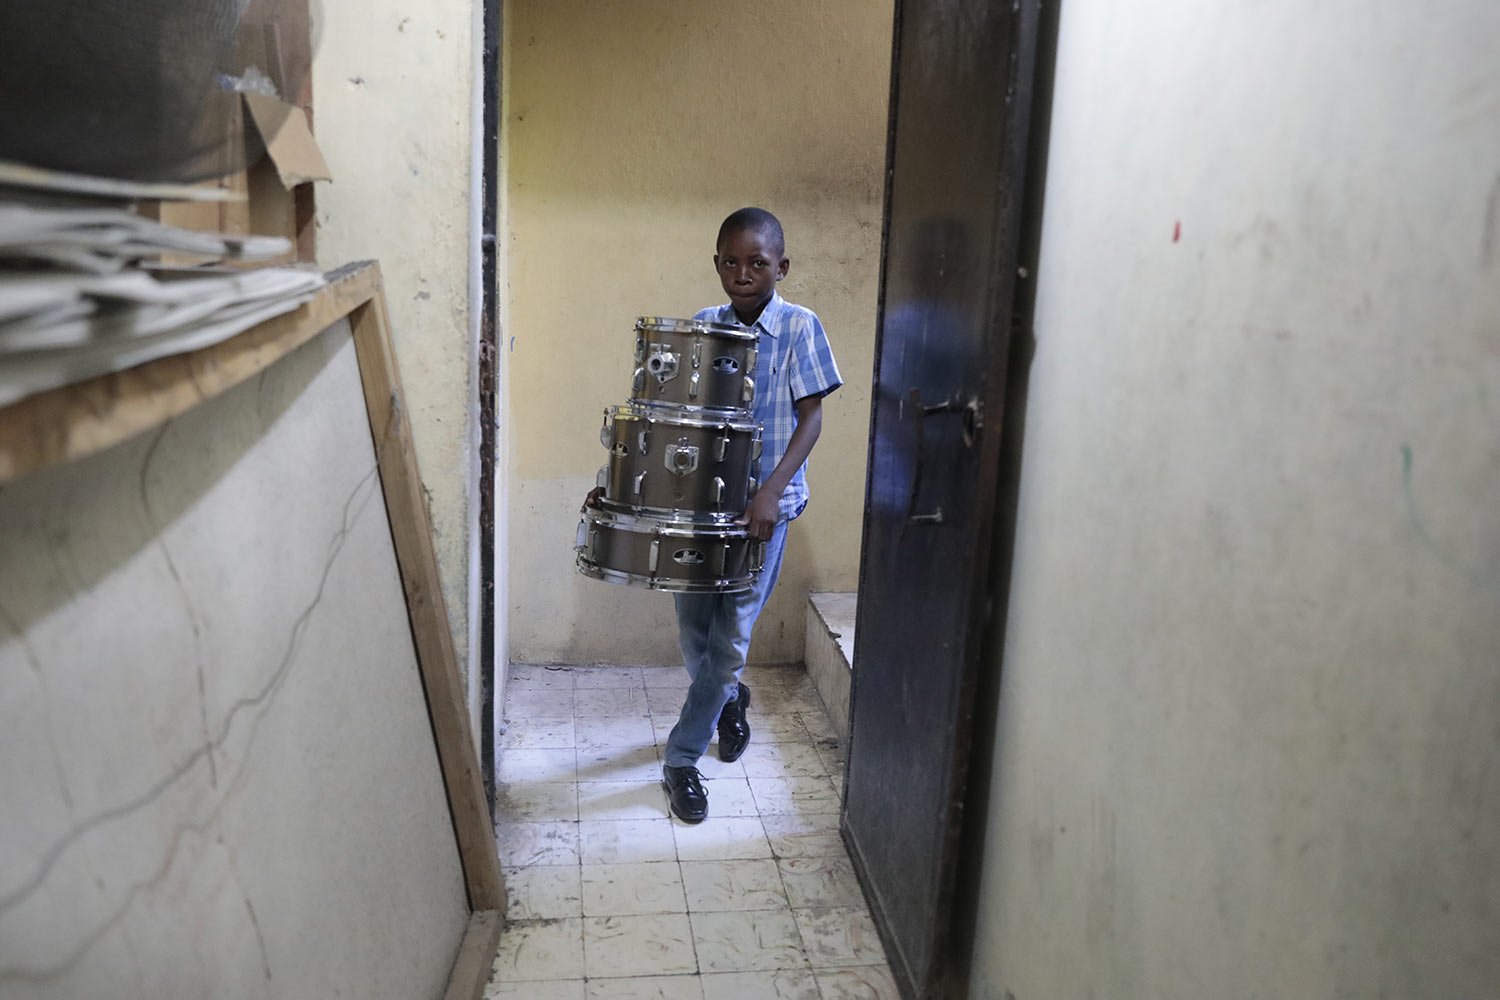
[592,499,748,527]
[583,503,752,536]
[607,401,761,432]
[635,316,757,341]
[576,556,754,593]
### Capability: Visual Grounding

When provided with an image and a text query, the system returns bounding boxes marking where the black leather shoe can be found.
[662,764,708,823]
[716,682,752,763]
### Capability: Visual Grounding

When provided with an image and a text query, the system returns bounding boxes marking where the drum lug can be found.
[648,537,661,574]
[600,410,612,449]
[743,376,755,404]
[633,470,648,496]
[597,464,608,488]
[647,343,679,384]
[712,476,726,506]
[750,540,766,573]
[716,542,729,576]
[665,439,700,477]
[638,429,651,454]
[691,340,702,369]
[748,477,759,497]
[717,435,729,462]
[632,366,646,394]
[689,370,701,398]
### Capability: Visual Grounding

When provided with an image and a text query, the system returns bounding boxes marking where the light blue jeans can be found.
[664,519,789,768]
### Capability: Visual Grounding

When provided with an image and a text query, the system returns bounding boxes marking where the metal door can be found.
[842,1,1041,996]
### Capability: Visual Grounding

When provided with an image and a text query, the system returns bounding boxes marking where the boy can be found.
[659,207,841,823]
[591,207,842,823]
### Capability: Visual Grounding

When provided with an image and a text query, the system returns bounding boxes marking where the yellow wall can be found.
[313,0,478,682]
[506,0,892,665]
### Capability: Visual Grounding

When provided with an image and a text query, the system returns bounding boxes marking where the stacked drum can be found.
[575,317,766,593]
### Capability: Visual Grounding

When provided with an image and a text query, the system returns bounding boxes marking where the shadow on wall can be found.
[0,332,342,636]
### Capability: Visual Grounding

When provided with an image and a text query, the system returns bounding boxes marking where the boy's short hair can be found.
[717,207,785,257]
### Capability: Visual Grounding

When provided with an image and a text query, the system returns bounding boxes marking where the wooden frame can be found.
[0,261,505,999]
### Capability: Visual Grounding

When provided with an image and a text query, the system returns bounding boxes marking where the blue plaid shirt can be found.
[694,293,843,520]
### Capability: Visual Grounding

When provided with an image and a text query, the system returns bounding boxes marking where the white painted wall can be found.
[0,327,469,999]
[313,0,480,703]
[967,4,1500,997]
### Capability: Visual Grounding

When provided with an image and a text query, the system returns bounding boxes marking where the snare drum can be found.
[598,402,761,520]
[631,317,758,411]
[576,506,765,593]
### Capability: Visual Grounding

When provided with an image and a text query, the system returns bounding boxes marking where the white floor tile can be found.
[486,976,585,999]
[740,743,827,779]
[576,686,651,717]
[498,747,579,784]
[747,777,839,816]
[690,910,808,974]
[578,744,662,783]
[489,916,585,982]
[792,907,885,968]
[498,781,580,823]
[814,965,901,999]
[582,861,688,916]
[813,743,846,781]
[651,717,679,746]
[760,813,844,859]
[583,913,698,978]
[752,687,822,715]
[585,974,704,1000]
[579,780,670,822]
[577,716,658,750]
[694,752,747,779]
[502,716,577,749]
[504,865,583,920]
[776,857,865,909]
[580,818,679,865]
[572,665,646,689]
[793,712,838,742]
[642,666,685,689]
[680,858,789,912]
[508,664,577,690]
[490,666,895,1000]
[750,714,810,744]
[671,815,774,862]
[509,687,578,716]
[498,821,581,867]
[646,687,688,715]
[700,777,759,817]
[697,969,821,1000]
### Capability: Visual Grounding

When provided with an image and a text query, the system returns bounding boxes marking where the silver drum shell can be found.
[575,506,765,593]
[631,316,759,412]
[599,403,761,521]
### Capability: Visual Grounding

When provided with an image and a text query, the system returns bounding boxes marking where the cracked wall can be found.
[0,325,469,999]
[312,0,479,690]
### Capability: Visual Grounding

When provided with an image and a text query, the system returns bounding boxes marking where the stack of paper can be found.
[0,204,325,407]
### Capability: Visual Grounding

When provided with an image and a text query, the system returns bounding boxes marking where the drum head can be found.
[607,401,759,433]
[635,316,757,342]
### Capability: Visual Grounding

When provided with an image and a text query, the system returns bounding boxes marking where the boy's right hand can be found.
[581,487,604,513]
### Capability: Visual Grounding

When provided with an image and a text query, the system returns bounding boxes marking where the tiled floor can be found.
[488,663,900,1000]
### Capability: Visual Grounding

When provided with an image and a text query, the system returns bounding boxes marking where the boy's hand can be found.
[581,487,604,512]
[737,490,779,540]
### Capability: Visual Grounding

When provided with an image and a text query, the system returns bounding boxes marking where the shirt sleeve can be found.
[788,309,844,402]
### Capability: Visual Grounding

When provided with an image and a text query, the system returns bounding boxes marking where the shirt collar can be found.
[742,291,784,338]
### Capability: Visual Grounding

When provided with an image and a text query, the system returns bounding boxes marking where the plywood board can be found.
[0,262,503,998]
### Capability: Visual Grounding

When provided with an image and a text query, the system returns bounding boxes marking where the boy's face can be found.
[714,226,789,323]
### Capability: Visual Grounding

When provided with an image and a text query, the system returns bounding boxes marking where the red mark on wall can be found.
[1172,220,1181,243]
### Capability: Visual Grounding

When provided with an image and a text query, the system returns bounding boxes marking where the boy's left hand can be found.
[737,490,779,540]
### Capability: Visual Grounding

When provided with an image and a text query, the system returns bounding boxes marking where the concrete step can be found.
[805,591,856,738]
